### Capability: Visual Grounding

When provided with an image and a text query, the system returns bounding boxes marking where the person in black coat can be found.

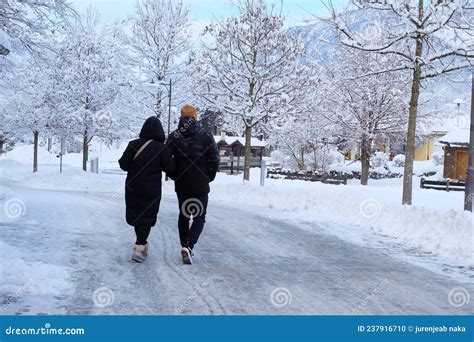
[119,116,175,262]
[166,105,220,264]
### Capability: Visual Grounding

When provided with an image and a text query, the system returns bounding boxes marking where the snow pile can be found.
[0,241,73,296]
[1,144,65,165]
[329,157,441,177]
[0,142,128,169]
[0,239,73,314]
[0,189,73,306]
[0,159,123,193]
[0,29,11,51]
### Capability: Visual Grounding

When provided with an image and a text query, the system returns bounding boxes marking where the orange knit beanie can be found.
[180,105,198,118]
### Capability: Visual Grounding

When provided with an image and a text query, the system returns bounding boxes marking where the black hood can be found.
[178,117,200,138]
[139,116,165,142]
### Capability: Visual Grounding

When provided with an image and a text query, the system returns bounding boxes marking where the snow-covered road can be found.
[1,181,472,315]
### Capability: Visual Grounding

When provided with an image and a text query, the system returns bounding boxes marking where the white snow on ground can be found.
[1,143,472,271]
[329,158,442,176]
[210,170,473,268]
[0,185,74,313]
[0,241,72,297]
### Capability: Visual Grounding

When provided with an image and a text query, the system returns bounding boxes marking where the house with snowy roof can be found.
[414,106,469,161]
[214,133,267,172]
[436,128,470,181]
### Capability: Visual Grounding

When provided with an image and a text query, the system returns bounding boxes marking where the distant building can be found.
[214,133,267,172]
[437,129,469,180]
[414,131,447,161]
[415,111,469,161]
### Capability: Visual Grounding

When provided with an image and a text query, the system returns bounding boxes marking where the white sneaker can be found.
[132,243,148,263]
[181,247,193,265]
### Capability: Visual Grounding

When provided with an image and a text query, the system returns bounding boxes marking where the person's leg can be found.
[134,225,151,245]
[188,194,208,250]
[177,193,191,248]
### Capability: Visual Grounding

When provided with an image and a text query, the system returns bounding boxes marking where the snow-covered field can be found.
[0,143,473,315]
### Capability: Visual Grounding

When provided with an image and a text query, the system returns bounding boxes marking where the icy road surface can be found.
[0,181,472,315]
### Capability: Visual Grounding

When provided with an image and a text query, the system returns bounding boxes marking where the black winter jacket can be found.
[119,117,175,227]
[166,117,220,195]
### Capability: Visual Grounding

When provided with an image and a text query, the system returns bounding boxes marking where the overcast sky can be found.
[69,0,337,26]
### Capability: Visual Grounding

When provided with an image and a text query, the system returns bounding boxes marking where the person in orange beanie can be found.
[166,105,220,264]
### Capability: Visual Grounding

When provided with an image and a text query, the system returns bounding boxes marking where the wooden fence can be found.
[420,178,466,192]
[267,170,347,185]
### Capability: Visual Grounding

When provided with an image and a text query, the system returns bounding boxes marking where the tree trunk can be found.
[402,32,423,205]
[360,138,370,186]
[243,125,252,181]
[155,89,163,119]
[33,130,39,173]
[300,146,305,171]
[83,129,89,172]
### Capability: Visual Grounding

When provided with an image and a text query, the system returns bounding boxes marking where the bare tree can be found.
[0,0,72,53]
[326,0,474,204]
[130,0,190,121]
[199,0,309,181]
[321,48,408,185]
[53,10,133,171]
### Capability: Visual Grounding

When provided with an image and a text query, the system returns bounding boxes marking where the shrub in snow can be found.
[309,148,344,172]
[270,150,294,170]
[432,152,444,166]
[373,167,389,175]
[270,150,283,162]
[392,154,405,167]
[371,152,389,168]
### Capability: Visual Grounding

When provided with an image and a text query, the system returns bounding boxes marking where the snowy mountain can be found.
[290,12,472,135]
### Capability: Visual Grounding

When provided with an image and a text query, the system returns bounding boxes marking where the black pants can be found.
[177,193,208,250]
[134,225,151,245]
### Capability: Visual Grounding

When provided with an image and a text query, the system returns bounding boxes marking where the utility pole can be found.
[167,79,172,138]
[165,79,172,181]
[465,70,474,212]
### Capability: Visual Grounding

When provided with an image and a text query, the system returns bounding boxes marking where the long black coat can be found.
[166,117,220,195]
[119,117,175,227]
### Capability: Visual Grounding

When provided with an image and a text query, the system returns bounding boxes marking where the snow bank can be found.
[0,159,123,193]
[208,169,473,267]
[0,142,128,169]
[0,241,73,297]
[329,158,441,177]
